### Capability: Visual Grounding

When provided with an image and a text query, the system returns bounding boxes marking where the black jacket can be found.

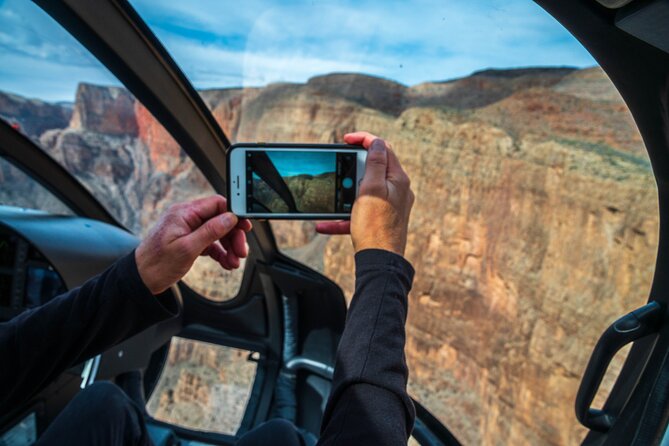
[0,249,415,445]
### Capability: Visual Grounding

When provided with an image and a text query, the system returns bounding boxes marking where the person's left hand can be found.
[135,195,252,295]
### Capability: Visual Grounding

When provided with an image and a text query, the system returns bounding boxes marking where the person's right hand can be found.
[135,195,252,295]
[316,131,414,256]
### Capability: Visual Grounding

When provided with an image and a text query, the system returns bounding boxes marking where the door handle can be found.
[575,301,663,432]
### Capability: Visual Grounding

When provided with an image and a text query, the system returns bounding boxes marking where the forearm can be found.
[319,249,415,445]
[0,251,179,411]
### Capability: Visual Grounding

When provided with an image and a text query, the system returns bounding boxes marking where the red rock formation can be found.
[69,83,138,136]
[134,102,186,175]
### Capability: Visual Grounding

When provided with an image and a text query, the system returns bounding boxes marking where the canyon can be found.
[252,172,337,213]
[0,66,659,445]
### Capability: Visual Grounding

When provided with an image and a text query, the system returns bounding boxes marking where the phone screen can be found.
[246,150,358,214]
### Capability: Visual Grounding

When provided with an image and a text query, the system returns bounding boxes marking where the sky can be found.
[265,151,336,177]
[0,0,596,102]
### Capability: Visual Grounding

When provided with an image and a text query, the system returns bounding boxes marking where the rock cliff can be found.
[146,338,256,435]
[0,90,71,136]
[69,83,138,136]
[202,68,657,445]
[0,66,658,445]
[252,172,336,213]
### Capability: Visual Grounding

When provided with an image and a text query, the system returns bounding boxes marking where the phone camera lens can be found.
[342,177,353,189]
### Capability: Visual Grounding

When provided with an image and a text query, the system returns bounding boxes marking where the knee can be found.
[84,381,125,400]
[263,419,299,437]
[77,382,134,418]
[237,419,303,446]
[38,382,148,446]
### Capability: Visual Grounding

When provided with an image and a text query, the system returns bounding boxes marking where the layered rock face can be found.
[146,338,257,435]
[0,90,71,136]
[252,172,337,213]
[0,66,658,445]
[69,83,138,136]
[203,67,657,445]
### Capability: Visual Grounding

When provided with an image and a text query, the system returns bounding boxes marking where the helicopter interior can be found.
[1,0,669,445]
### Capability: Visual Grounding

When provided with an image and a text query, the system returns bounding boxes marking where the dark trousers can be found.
[36,382,305,446]
[36,382,153,446]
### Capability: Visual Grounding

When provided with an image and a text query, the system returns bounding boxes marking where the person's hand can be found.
[316,131,414,256]
[135,195,252,295]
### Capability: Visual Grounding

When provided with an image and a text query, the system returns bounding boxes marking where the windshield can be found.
[1,0,658,443]
[130,1,659,444]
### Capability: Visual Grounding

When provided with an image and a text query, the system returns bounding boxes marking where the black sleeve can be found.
[318,249,416,446]
[0,250,180,412]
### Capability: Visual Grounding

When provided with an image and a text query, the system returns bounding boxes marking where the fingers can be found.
[229,228,248,258]
[359,139,388,196]
[236,218,253,232]
[170,195,253,236]
[346,131,408,186]
[344,131,378,149]
[183,212,238,257]
[200,228,247,271]
[216,237,235,269]
[178,195,228,228]
[385,146,410,184]
[202,242,233,270]
[202,243,225,262]
[315,220,351,235]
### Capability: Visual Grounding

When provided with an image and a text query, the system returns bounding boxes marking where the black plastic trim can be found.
[575,302,663,432]
[413,398,462,446]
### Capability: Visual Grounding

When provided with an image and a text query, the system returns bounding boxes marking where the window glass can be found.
[591,344,632,410]
[134,1,659,444]
[0,157,72,215]
[0,0,244,301]
[146,337,257,434]
[270,221,330,272]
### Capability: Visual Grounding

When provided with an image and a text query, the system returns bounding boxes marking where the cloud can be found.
[165,37,382,88]
[133,0,596,87]
[0,0,121,101]
[0,0,596,101]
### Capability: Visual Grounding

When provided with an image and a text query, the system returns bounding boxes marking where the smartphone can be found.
[227,143,367,219]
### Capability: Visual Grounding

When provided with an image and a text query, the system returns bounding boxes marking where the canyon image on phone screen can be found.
[246,150,357,214]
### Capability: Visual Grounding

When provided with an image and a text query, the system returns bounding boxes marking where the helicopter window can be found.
[146,337,258,435]
[0,0,245,303]
[0,157,73,216]
[131,1,660,443]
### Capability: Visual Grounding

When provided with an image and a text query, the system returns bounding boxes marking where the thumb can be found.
[184,212,238,255]
[360,139,388,196]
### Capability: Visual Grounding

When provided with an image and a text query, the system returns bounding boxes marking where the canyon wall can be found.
[202,67,657,445]
[146,338,257,435]
[0,66,658,445]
